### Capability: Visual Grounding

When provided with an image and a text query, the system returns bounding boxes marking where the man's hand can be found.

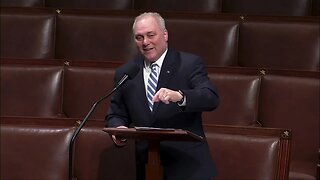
[153,88,183,104]
[111,126,128,148]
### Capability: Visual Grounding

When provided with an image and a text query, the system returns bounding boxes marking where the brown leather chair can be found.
[203,67,261,126]
[55,11,138,61]
[0,7,56,59]
[204,124,292,180]
[73,120,136,180]
[134,0,221,13]
[56,11,240,67]
[222,0,312,16]
[165,14,239,66]
[0,62,64,117]
[259,70,319,179]
[45,0,133,10]
[0,0,44,7]
[0,117,75,180]
[238,16,319,71]
[63,60,120,120]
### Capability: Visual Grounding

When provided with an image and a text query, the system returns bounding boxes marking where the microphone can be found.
[114,62,141,87]
[68,63,139,180]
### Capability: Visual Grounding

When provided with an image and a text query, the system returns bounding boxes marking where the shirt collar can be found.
[144,49,168,69]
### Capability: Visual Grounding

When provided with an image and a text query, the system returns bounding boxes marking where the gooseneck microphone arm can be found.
[68,74,128,180]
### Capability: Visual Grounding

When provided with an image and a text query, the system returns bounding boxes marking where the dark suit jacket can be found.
[106,48,219,180]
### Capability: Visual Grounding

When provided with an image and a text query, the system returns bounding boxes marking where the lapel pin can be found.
[166,70,170,74]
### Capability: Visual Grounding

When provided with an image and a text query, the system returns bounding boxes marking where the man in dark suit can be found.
[106,12,219,180]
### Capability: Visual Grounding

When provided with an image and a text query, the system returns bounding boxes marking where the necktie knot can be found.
[150,63,158,72]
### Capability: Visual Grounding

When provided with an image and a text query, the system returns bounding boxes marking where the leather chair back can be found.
[222,0,312,16]
[0,8,56,59]
[134,0,221,13]
[0,63,64,117]
[0,118,75,180]
[204,124,291,180]
[166,15,239,66]
[259,70,319,178]
[73,120,136,180]
[63,61,120,120]
[203,67,261,126]
[55,11,138,61]
[45,0,133,10]
[1,0,44,7]
[238,17,319,71]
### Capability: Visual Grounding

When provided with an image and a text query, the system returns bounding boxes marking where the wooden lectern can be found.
[102,127,203,180]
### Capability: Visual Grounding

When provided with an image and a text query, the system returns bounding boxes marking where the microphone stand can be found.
[68,74,128,180]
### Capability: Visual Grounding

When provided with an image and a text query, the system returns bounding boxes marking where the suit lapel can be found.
[152,49,180,113]
[133,57,152,114]
[133,50,181,124]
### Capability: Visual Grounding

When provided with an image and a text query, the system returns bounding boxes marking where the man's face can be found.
[133,16,168,62]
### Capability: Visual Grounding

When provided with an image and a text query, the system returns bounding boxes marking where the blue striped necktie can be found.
[147,63,158,111]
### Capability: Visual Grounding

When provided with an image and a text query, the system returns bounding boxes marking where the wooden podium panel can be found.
[103,127,203,180]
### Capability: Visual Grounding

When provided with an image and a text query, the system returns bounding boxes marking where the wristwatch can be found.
[177,90,185,104]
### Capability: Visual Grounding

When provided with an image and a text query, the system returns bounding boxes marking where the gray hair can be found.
[132,12,167,32]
